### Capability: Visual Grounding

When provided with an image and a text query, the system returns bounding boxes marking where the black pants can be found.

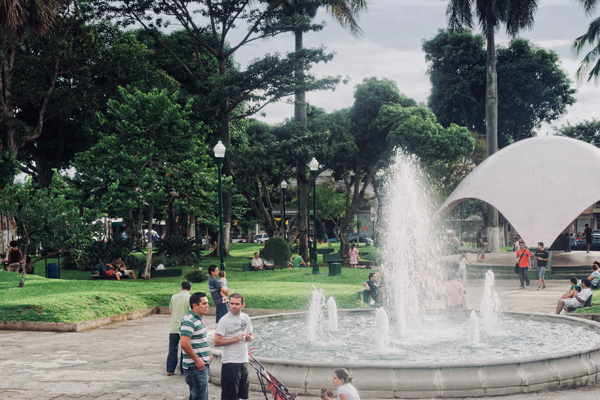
[221,363,249,400]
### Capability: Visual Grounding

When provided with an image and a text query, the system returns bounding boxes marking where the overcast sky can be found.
[228,0,598,134]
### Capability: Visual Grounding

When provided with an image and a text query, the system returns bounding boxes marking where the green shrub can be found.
[185,269,208,283]
[263,236,290,269]
[157,235,202,266]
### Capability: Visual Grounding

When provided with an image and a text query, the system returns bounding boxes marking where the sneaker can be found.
[167,373,173,376]
[542,285,546,290]
[537,287,540,291]
[526,285,530,288]
[519,287,524,289]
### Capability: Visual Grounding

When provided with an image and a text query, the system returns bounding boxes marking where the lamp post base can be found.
[311,263,321,275]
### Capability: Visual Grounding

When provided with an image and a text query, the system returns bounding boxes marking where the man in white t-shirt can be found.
[214,293,254,400]
[556,278,593,314]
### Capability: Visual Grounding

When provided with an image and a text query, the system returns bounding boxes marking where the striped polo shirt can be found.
[179,310,210,368]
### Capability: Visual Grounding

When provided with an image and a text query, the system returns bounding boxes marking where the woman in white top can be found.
[332,368,360,400]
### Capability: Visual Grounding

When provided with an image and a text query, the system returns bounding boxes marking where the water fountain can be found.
[467,310,480,346]
[210,151,600,398]
[327,296,338,332]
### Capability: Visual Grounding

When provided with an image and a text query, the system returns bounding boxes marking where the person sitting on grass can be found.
[251,252,265,271]
[561,277,581,299]
[4,240,23,272]
[362,273,381,305]
[588,263,600,289]
[291,255,306,268]
[107,257,136,280]
[555,278,593,314]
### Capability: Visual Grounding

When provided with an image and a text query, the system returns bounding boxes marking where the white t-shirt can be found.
[215,312,254,364]
[337,383,360,400]
[578,288,593,303]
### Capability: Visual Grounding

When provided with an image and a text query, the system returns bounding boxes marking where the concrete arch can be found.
[437,135,600,247]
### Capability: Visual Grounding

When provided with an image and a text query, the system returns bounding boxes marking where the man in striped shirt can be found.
[180,292,212,400]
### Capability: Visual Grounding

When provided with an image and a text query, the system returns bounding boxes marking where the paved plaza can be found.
[1,278,599,400]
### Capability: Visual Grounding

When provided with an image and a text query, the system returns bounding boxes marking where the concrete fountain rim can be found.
[208,308,600,369]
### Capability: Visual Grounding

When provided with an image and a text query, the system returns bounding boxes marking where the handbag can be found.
[515,247,527,274]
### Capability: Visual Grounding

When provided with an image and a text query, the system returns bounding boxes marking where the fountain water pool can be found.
[209,151,600,397]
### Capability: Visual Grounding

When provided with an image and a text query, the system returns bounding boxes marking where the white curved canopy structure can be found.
[438,135,600,247]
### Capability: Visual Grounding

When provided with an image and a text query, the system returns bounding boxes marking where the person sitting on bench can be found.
[107,257,136,280]
[588,263,600,290]
[556,278,593,314]
[251,252,268,271]
[362,272,381,305]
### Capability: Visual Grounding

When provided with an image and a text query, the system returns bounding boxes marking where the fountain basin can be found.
[208,309,600,398]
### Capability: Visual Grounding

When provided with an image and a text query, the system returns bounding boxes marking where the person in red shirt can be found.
[443,277,466,309]
[516,242,531,289]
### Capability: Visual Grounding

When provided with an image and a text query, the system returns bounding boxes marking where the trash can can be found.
[47,263,59,279]
[243,263,251,272]
[328,263,342,276]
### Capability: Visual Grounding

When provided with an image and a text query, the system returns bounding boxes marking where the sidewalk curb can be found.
[0,307,301,332]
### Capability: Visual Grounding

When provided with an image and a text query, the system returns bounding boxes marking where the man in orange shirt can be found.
[516,242,531,289]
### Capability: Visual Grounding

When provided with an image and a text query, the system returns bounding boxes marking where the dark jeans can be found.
[167,333,183,374]
[518,267,530,288]
[183,365,210,400]
[221,363,249,400]
[216,303,228,323]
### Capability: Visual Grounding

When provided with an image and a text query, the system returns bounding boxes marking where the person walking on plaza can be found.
[585,224,593,253]
[208,265,229,323]
[534,242,549,290]
[180,292,212,400]
[476,232,486,262]
[167,281,191,376]
[516,242,531,289]
[214,293,254,400]
[564,231,571,252]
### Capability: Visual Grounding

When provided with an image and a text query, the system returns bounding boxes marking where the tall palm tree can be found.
[573,0,600,82]
[285,0,368,261]
[446,0,538,251]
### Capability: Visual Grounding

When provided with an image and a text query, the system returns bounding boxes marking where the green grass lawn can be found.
[1,242,373,323]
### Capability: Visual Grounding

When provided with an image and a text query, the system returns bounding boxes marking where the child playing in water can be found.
[218,270,229,304]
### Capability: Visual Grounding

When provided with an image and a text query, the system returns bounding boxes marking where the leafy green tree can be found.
[0,0,60,182]
[317,77,474,257]
[573,0,600,82]
[423,30,576,148]
[98,0,340,258]
[0,178,101,287]
[556,119,600,145]
[446,0,540,248]
[73,87,215,279]
[13,22,175,189]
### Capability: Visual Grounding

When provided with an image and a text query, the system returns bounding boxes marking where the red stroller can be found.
[248,347,297,400]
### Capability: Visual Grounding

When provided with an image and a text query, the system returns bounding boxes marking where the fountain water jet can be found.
[327,297,338,332]
[375,308,390,351]
[467,310,480,346]
[480,270,502,334]
[307,287,325,344]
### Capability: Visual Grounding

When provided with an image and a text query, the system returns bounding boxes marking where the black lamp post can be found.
[214,140,226,271]
[281,180,287,241]
[309,157,321,274]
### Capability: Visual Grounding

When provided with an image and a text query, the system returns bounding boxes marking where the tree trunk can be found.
[18,229,29,288]
[144,201,154,280]
[217,57,231,258]
[485,7,500,252]
[294,29,310,262]
[189,215,196,239]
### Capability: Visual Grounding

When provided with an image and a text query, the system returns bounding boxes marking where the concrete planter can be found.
[208,309,600,398]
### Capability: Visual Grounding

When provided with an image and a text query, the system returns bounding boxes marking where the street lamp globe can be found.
[213,140,226,159]
[280,180,287,190]
[309,157,319,172]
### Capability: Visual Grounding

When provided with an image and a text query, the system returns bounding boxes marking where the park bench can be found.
[323,251,342,263]
[317,248,335,255]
